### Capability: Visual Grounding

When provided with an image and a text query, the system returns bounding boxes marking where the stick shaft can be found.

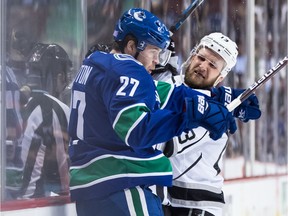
[169,0,205,34]
[227,56,288,112]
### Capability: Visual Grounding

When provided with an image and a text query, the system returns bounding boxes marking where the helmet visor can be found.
[158,49,172,66]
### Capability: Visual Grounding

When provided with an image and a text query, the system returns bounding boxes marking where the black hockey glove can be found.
[211,86,261,122]
[185,95,237,140]
[151,39,179,76]
[85,43,111,58]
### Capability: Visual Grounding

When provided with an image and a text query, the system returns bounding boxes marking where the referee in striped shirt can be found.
[18,43,72,198]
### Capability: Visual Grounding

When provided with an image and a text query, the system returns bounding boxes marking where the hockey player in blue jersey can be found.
[68,8,238,216]
[152,33,261,216]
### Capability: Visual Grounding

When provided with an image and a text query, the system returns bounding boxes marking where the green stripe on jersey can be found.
[155,81,174,108]
[70,154,172,188]
[130,187,145,216]
[114,104,150,143]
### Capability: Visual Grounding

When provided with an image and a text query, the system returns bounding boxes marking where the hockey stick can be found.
[227,55,288,112]
[169,0,205,35]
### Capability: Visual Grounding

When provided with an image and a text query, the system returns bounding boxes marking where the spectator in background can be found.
[7,22,37,87]
[233,41,247,88]
[5,66,24,200]
[18,43,72,198]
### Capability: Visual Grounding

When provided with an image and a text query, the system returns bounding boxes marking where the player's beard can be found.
[184,67,216,90]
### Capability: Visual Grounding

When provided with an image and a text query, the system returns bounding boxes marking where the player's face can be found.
[138,44,161,74]
[184,47,226,89]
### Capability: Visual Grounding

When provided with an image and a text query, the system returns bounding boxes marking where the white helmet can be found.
[196,32,238,78]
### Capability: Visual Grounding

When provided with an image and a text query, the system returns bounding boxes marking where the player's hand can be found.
[185,95,237,140]
[212,86,261,122]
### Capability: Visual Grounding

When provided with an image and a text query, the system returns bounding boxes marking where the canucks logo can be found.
[133,11,146,21]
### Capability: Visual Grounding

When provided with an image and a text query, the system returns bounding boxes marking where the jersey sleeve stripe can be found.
[155,81,174,109]
[113,103,150,144]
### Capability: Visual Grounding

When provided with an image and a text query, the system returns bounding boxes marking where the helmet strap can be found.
[213,75,224,87]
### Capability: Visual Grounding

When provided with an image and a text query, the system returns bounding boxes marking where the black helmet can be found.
[27,43,72,97]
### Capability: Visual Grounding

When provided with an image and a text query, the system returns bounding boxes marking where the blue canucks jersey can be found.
[68,51,200,201]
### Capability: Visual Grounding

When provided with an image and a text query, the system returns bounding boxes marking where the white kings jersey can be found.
[155,75,228,216]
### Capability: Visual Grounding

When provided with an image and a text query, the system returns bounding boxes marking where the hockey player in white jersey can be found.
[153,32,261,216]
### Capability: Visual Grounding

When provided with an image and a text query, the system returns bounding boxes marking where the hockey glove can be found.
[85,43,111,58]
[212,86,261,122]
[185,95,237,140]
[151,39,179,76]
